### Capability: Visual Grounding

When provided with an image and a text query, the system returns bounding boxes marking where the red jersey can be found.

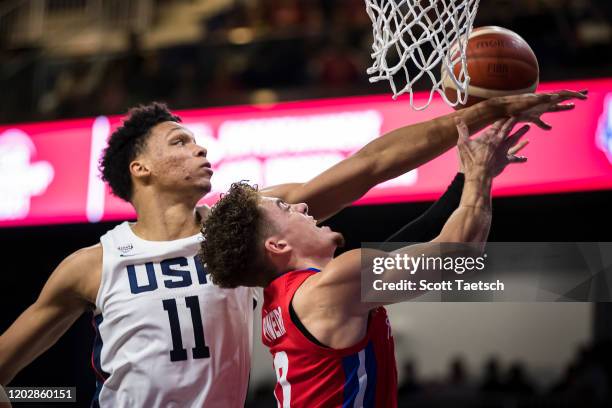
[262,268,398,407]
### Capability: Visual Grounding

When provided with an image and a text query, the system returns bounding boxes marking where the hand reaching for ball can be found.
[491,89,588,130]
[456,117,530,179]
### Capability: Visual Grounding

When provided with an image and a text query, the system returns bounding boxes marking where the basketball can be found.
[443,26,540,109]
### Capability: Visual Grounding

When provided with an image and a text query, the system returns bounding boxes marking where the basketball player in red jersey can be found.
[200,117,525,407]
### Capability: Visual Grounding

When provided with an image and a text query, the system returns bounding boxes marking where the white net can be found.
[365,0,480,110]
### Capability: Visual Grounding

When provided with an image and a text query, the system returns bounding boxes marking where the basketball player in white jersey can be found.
[0,90,585,407]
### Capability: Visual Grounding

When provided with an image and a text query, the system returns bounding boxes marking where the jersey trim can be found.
[363,342,378,407]
[341,342,377,408]
[268,267,321,285]
[91,314,109,407]
[289,299,329,348]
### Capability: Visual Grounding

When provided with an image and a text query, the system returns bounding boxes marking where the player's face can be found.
[259,196,343,258]
[140,121,213,197]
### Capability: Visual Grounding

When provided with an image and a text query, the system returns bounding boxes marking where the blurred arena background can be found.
[1,0,612,407]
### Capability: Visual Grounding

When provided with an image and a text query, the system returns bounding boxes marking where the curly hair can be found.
[199,182,277,288]
[99,102,181,202]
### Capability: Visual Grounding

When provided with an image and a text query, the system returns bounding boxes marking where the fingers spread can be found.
[548,103,575,112]
[495,117,518,143]
[508,139,529,155]
[504,125,530,149]
[533,117,552,130]
[557,90,589,101]
[508,155,528,163]
[565,89,589,100]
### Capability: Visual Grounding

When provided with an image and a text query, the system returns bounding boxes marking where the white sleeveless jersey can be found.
[93,221,257,408]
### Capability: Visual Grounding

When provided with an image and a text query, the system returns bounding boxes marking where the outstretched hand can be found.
[494,89,588,130]
[456,117,530,178]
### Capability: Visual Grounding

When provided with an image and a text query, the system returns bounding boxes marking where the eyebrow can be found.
[165,126,194,140]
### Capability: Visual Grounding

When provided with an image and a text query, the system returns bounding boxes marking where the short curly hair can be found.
[199,182,277,288]
[99,102,181,202]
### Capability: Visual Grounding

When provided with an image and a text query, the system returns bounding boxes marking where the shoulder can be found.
[294,249,386,317]
[60,244,102,272]
[265,270,314,306]
[48,244,102,306]
[311,249,372,288]
[265,270,305,295]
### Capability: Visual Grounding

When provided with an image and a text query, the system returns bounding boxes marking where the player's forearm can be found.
[366,177,491,305]
[390,175,492,270]
[0,305,81,384]
[435,173,492,244]
[358,100,503,182]
[0,334,19,385]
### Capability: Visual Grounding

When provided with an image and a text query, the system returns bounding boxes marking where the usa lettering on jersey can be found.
[127,255,208,294]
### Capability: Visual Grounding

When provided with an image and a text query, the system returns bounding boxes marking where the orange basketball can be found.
[443,26,539,109]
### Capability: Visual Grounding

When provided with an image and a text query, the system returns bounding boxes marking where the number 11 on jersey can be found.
[162,296,210,362]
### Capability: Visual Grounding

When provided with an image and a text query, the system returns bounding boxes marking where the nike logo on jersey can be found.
[117,243,134,254]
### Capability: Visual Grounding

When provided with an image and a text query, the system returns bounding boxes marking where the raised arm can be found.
[0,246,99,385]
[382,132,529,243]
[263,90,586,221]
[299,117,528,321]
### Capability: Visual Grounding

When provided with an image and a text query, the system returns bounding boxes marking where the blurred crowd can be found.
[34,0,370,117]
[0,0,611,124]
[246,340,612,408]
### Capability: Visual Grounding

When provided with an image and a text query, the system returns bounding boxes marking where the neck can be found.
[263,244,338,287]
[131,191,204,241]
[256,257,333,288]
[289,254,333,274]
[262,255,332,287]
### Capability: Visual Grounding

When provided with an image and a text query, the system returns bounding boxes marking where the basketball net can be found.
[365,0,480,110]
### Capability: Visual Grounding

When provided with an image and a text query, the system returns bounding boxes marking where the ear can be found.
[264,236,292,256]
[129,158,151,181]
